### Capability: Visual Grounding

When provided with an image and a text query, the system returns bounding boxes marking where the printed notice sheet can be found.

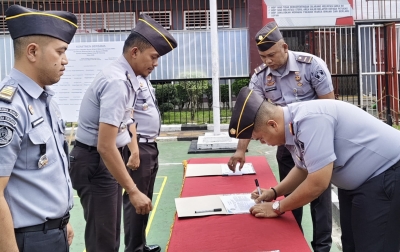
[52,41,124,122]
[220,193,256,214]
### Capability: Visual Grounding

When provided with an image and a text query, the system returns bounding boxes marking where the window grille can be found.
[184,10,232,30]
[76,12,136,33]
[140,11,172,30]
[105,12,136,31]
[0,16,8,33]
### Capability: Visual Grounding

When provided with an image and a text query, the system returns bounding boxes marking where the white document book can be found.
[219,193,256,214]
[221,163,255,176]
[175,193,256,217]
[185,163,255,177]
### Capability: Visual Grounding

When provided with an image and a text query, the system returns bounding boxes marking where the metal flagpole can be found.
[209,0,220,134]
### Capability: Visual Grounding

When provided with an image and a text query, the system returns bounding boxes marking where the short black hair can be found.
[13,35,51,59]
[123,32,152,54]
[254,101,277,130]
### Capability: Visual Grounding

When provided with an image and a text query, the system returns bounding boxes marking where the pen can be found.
[255,179,264,203]
[195,208,222,214]
[222,173,243,176]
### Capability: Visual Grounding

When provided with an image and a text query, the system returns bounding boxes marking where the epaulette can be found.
[0,79,18,104]
[254,63,267,75]
[296,55,313,64]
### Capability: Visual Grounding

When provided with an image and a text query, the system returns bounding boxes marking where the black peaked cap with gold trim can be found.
[132,14,177,56]
[229,87,265,139]
[255,21,283,52]
[6,5,78,44]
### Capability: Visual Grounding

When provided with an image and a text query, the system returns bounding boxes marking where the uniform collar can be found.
[286,51,300,72]
[10,68,48,99]
[266,50,300,77]
[283,106,295,146]
[119,55,140,91]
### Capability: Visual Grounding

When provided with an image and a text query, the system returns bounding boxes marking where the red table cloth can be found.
[167,156,311,252]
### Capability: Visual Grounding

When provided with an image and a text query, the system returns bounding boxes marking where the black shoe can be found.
[144,244,161,252]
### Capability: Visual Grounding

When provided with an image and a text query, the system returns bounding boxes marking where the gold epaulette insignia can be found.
[0,84,18,104]
[254,63,267,75]
[296,55,313,64]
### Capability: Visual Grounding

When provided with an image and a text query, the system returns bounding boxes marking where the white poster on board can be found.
[264,0,353,27]
[52,41,124,122]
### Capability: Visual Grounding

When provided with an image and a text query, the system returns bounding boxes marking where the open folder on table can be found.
[185,163,255,177]
[174,193,256,217]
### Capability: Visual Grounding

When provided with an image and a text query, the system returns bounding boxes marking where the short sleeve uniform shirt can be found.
[283,99,400,190]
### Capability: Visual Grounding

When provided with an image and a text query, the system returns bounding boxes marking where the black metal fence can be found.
[154,78,248,124]
[155,27,361,125]
[281,27,360,106]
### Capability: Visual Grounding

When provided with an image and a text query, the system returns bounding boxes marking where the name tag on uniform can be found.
[139,82,148,91]
[31,117,44,128]
[139,86,148,92]
[265,86,277,92]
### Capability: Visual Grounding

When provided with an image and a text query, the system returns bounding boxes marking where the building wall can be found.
[0,0,247,33]
[0,29,249,81]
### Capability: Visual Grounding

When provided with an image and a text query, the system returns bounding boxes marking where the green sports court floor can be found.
[69,140,342,252]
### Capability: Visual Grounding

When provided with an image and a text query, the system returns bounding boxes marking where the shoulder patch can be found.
[296,55,313,64]
[0,107,19,118]
[254,63,267,75]
[0,125,14,147]
[0,115,17,127]
[0,84,18,104]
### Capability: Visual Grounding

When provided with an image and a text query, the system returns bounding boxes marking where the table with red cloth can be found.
[167,156,311,252]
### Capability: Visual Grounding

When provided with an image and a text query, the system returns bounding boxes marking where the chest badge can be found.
[38,154,48,168]
[28,105,34,115]
[266,74,275,86]
[295,72,301,81]
[295,72,302,86]
[142,103,149,111]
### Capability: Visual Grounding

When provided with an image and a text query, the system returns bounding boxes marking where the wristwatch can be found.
[272,201,284,215]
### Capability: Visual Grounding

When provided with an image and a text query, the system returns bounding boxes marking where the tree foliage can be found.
[177,72,209,122]
[232,78,250,96]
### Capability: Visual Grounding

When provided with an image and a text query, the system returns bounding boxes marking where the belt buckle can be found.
[60,213,70,229]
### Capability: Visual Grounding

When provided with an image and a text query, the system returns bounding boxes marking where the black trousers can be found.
[338,159,400,252]
[15,227,69,252]
[69,146,122,252]
[122,142,159,252]
[277,145,332,252]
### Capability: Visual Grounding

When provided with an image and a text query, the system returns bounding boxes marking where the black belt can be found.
[75,140,124,153]
[75,140,97,151]
[15,213,70,233]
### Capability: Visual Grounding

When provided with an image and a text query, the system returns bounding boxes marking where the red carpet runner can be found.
[167,156,311,252]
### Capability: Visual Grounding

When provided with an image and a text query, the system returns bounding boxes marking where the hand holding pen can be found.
[252,179,278,203]
[254,179,264,203]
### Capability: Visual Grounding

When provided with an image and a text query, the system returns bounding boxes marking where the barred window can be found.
[76,12,136,33]
[140,11,172,30]
[0,16,8,33]
[184,10,232,30]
